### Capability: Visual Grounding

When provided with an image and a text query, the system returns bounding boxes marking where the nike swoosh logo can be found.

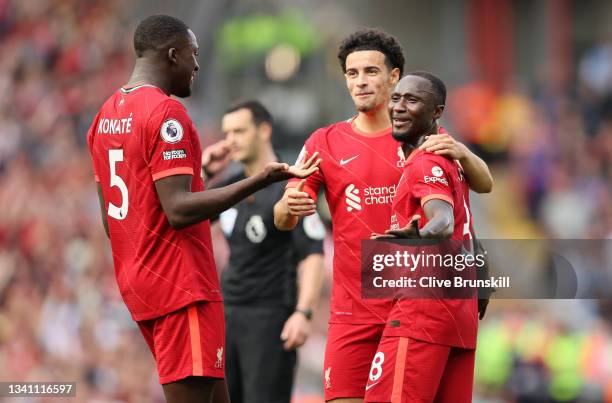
[340,155,359,165]
[365,382,378,391]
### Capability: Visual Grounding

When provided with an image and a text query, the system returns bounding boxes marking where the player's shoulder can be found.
[121,86,184,115]
[148,96,192,133]
[410,150,455,172]
[150,93,188,115]
[412,149,453,165]
[96,89,122,112]
[307,120,351,144]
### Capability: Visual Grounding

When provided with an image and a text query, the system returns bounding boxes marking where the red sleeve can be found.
[86,115,100,183]
[286,129,325,201]
[146,99,197,181]
[409,155,454,207]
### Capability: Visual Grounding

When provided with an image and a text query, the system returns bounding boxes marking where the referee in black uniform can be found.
[202,100,325,403]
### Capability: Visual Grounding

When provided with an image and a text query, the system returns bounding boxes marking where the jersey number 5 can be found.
[108,149,129,220]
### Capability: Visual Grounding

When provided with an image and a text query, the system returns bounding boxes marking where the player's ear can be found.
[389,67,400,86]
[168,48,178,65]
[433,105,445,120]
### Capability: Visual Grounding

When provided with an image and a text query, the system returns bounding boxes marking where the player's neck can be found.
[244,145,276,177]
[125,60,172,95]
[401,123,439,157]
[352,105,390,135]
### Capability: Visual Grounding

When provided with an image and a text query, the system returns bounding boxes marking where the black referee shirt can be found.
[214,171,325,308]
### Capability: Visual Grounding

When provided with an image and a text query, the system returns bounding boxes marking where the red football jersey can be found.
[87,85,222,321]
[289,120,406,324]
[384,148,478,348]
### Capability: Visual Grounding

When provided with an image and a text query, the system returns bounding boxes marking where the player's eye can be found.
[345,70,357,78]
[366,68,379,75]
[390,95,400,102]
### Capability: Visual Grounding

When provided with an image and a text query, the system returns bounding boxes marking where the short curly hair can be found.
[337,28,405,77]
[134,15,190,57]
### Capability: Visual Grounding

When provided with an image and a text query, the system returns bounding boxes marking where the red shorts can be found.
[137,301,225,384]
[364,336,475,403]
[323,323,385,401]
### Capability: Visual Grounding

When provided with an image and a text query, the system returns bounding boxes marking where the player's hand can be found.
[281,311,311,350]
[287,151,321,179]
[263,151,321,183]
[285,180,317,217]
[419,133,469,161]
[383,215,422,239]
[202,139,231,177]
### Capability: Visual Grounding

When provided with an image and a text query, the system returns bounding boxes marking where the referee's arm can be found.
[281,252,325,350]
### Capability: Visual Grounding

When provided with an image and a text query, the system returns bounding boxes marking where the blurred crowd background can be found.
[0,0,611,402]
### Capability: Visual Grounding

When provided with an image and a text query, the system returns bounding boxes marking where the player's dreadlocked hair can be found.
[337,28,405,77]
[406,71,447,106]
[133,15,190,57]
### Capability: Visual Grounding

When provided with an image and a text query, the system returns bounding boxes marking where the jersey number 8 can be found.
[369,351,385,381]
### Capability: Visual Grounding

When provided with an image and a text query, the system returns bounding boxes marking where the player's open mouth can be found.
[393,118,411,125]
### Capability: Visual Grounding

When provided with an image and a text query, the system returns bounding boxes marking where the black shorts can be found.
[225,304,296,403]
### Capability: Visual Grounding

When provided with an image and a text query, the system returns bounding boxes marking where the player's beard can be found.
[356,102,374,113]
[354,89,387,113]
[355,97,380,113]
[174,70,194,98]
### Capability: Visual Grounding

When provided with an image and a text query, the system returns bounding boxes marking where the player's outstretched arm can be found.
[419,133,493,193]
[373,200,454,240]
[274,180,317,231]
[418,200,455,238]
[156,155,320,229]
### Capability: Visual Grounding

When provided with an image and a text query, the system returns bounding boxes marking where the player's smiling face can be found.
[389,75,443,142]
[172,29,199,98]
[344,50,399,113]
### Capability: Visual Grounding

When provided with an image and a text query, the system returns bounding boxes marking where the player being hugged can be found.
[86,15,319,403]
[365,72,486,403]
[274,30,492,403]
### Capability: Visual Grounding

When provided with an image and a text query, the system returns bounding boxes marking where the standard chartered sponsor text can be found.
[363,184,396,205]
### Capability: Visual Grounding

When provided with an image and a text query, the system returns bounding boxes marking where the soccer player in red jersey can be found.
[365,72,480,403]
[87,15,319,403]
[274,30,492,402]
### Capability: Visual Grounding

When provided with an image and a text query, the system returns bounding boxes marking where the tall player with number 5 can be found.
[87,15,319,403]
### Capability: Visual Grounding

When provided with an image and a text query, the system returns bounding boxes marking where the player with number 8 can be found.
[365,72,481,403]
